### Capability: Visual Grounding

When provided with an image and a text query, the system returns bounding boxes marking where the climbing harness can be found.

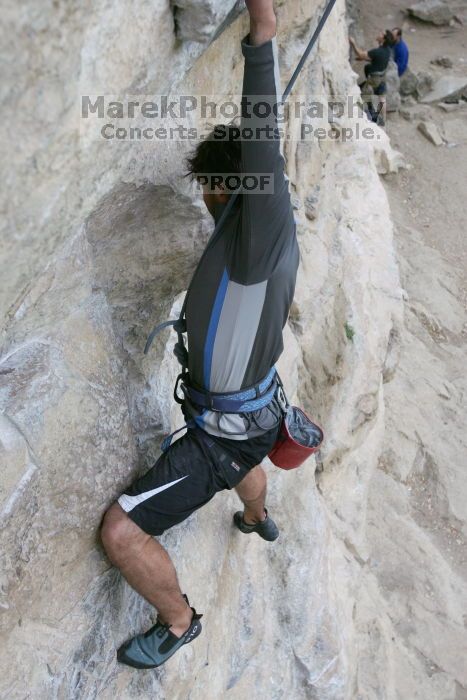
[361,70,387,98]
[145,0,337,453]
[177,366,278,414]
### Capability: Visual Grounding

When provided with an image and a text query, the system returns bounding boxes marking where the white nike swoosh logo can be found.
[118,475,189,513]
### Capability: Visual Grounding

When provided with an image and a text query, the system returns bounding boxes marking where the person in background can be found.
[349,30,393,85]
[392,27,409,77]
[349,30,393,125]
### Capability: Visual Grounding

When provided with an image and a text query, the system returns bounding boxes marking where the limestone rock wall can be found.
[1,1,405,698]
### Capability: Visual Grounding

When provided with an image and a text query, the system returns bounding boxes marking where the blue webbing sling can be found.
[144,0,338,421]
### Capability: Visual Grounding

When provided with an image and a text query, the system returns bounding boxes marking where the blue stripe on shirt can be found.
[203,268,229,389]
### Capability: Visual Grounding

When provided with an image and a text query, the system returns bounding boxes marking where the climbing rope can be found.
[144,0,338,357]
[282,0,338,101]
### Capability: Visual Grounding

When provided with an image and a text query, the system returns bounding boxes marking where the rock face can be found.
[385,60,402,112]
[420,75,467,103]
[416,70,435,99]
[430,55,454,68]
[373,223,467,700]
[407,0,455,25]
[441,116,467,143]
[417,119,445,145]
[2,1,464,699]
[173,0,244,43]
[400,68,420,97]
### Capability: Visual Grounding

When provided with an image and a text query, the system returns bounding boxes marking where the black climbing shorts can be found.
[117,424,281,536]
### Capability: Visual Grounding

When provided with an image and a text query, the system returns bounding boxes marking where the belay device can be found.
[144,0,338,468]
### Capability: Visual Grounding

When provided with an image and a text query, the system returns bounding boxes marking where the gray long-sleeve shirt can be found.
[185,35,299,439]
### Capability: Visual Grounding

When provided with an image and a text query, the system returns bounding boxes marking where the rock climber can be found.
[100,0,299,670]
[392,27,409,77]
[349,29,394,125]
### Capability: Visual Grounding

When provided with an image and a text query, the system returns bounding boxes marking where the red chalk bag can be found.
[268,405,323,470]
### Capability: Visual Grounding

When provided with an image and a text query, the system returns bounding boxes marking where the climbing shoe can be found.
[117,596,202,669]
[233,508,279,542]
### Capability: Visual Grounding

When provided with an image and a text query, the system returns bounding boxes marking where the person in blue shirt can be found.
[392,27,409,76]
[350,30,393,124]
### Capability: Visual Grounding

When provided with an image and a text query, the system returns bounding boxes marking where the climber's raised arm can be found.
[349,37,369,61]
[241,0,281,182]
[239,0,293,278]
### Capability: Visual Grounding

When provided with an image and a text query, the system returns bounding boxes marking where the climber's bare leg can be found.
[235,464,267,524]
[101,503,191,637]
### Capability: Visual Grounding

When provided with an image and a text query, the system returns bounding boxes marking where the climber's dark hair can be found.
[392,27,402,38]
[185,124,242,182]
[383,29,395,47]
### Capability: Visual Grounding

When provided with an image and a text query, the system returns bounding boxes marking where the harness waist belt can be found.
[183,367,277,413]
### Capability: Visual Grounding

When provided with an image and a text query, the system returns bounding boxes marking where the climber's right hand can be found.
[245,0,276,46]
